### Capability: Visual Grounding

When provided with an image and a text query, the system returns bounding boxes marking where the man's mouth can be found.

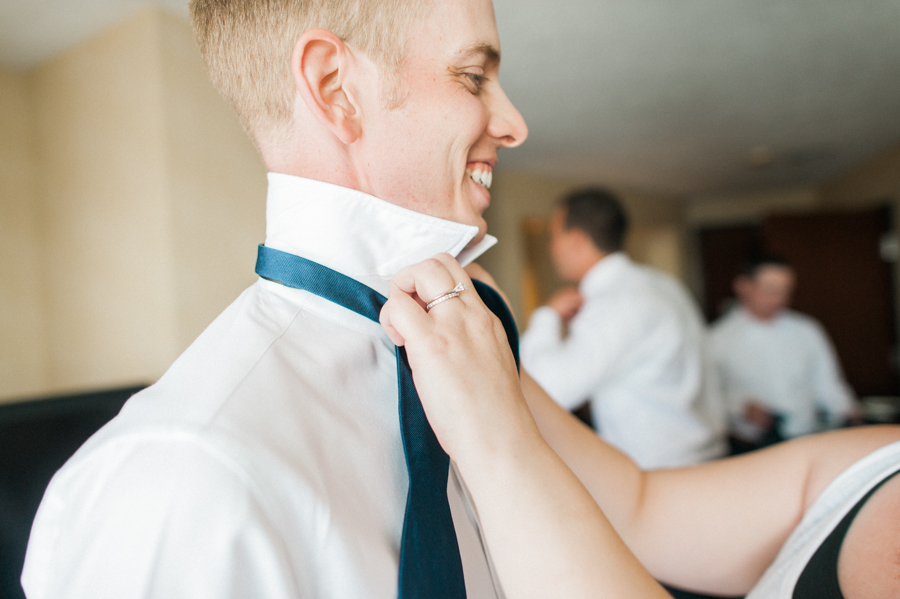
[466,164,493,190]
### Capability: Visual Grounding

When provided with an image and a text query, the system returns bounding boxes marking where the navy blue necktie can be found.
[255,245,519,599]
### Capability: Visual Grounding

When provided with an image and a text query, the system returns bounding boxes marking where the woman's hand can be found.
[379,253,533,465]
[380,254,670,599]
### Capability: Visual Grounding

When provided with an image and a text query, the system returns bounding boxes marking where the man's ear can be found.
[291,28,362,145]
[733,275,750,298]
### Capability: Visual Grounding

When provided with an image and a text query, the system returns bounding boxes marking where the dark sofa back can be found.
[0,386,145,599]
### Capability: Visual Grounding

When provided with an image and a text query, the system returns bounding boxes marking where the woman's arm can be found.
[401,258,900,597]
[381,254,670,599]
[521,368,900,595]
[465,262,900,594]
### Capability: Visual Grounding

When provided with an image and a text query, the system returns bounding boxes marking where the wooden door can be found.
[698,225,763,322]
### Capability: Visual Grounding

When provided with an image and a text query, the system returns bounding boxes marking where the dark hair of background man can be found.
[559,188,629,253]
[739,253,792,279]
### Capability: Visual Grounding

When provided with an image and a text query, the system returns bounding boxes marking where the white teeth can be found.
[466,167,492,189]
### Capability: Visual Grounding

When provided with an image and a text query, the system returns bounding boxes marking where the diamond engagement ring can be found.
[425,282,466,312]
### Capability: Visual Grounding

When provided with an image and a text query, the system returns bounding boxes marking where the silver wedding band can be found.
[425,282,466,312]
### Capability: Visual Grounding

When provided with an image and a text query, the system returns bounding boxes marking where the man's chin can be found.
[464,218,489,247]
[429,202,487,244]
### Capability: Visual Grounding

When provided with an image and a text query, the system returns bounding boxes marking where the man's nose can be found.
[488,85,528,148]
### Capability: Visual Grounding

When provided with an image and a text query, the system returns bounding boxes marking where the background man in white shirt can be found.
[709,255,858,451]
[22,0,527,597]
[520,188,725,469]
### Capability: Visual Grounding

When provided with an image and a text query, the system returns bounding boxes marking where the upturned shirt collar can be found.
[264,173,497,297]
[579,251,632,297]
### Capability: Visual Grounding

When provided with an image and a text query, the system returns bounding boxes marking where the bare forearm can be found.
[520,371,647,533]
[523,366,900,594]
[454,418,668,599]
[520,369,792,592]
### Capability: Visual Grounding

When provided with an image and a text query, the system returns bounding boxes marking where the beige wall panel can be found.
[820,145,900,207]
[684,186,821,227]
[158,11,267,352]
[32,11,179,394]
[626,224,684,281]
[0,66,49,401]
[480,171,572,322]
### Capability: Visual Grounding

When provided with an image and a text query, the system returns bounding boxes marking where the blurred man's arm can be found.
[545,287,583,322]
[743,398,778,431]
[808,321,859,426]
[707,326,773,441]
[519,296,630,411]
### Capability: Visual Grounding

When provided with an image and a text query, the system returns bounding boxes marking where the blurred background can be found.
[2,0,900,404]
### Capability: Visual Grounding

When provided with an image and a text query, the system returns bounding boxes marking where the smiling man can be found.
[21,0,526,598]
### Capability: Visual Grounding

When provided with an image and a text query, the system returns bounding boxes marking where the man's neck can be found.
[260,121,362,193]
[742,305,781,323]
[575,251,610,284]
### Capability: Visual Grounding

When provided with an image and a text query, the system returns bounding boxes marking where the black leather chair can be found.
[0,386,145,599]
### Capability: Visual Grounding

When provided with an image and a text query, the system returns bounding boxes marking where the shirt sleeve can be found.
[706,327,740,413]
[520,304,629,410]
[807,321,856,422]
[706,322,765,439]
[22,437,302,599]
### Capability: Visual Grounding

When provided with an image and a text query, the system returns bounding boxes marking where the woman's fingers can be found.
[380,254,529,469]
[389,255,467,309]
[380,253,476,346]
[380,289,429,346]
[464,263,515,322]
[429,253,474,290]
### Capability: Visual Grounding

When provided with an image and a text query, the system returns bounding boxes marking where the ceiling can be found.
[2,0,899,197]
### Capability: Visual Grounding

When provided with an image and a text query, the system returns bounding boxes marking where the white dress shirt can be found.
[521,253,726,469]
[708,307,856,440]
[22,174,503,599]
[746,440,900,598]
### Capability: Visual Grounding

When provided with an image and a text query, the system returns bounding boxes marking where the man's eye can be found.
[465,73,486,91]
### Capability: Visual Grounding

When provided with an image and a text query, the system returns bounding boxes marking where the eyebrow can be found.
[457,43,501,67]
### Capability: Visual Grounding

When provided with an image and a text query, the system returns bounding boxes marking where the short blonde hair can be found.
[190,0,432,146]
